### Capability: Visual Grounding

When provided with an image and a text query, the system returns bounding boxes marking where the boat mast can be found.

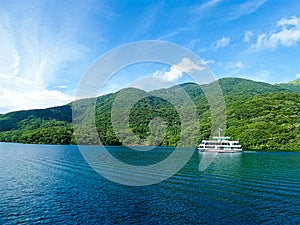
[218,128,222,137]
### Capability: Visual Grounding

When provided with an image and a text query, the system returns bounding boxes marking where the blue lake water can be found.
[0,143,299,224]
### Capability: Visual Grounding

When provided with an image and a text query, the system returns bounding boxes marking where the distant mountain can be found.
[216,77,287,95]
[275,78,300,93]
[0,77,299,150]
[288,78,300,85]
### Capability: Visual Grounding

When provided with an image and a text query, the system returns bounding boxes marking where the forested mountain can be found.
[275,78,300,93]
[288,78,300,85]
[216,77,287,95]
[0,77,299,151]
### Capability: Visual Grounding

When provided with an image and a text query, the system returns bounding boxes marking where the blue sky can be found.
[1,0,300,113]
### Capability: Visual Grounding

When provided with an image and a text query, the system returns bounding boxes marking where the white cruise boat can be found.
[198,129,242,153]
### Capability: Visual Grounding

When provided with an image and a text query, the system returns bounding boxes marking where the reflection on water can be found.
[199,152,242,171]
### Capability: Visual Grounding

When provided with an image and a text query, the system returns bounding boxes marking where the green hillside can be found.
[226,93,300,150]
[216,77,287,95]
[288,78,300,85]
[0,77,299,151]
[0,105,74,144]
[275,79,300,93]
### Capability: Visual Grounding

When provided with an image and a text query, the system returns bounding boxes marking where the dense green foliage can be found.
[0,119,75,144]
[0,77,299,151]
[226,93,300,150]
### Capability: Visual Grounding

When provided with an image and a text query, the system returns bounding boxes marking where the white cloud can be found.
[213,36,231,50]
[201,59,216,65]
[0,73,72,113]
[153,58,205,82]
[244,31,254,42]
[253,16,300,49]
[296,74,300,78]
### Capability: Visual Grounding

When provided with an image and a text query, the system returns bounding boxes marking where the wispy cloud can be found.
[239,0,267,15]
[0,1,91,113]
[158,27,191,41]
[153,58,205,82]
[252,16,300,49]
[196,0,223,13]
[194,36,230,52]
[213,36,231,50]
[228,0,267,20]
[188,38,201,50]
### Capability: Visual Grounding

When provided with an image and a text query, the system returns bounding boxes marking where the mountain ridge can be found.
[288,78,300,85]
[0,77,299,150]
[275,78,300,93]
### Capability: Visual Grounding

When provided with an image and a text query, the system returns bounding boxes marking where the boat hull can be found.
[198,148,242,153]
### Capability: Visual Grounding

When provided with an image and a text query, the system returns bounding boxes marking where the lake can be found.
[0,143,299,224]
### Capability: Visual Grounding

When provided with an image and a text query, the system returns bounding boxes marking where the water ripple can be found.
[0,144,299,224]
